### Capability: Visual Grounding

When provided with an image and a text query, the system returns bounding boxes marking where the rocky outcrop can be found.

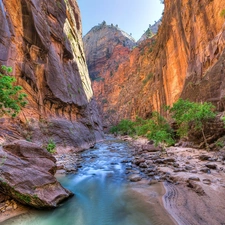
[92,38,157,125]
[88,0,225,126]
[83,22,136,80]
[137,20,162,43]
[0,0,103,147]
[0,140,73,208]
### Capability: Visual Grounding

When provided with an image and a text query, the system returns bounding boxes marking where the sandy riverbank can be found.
[128,179,178,225]
[124,135,225,225]
[0,203,30,224]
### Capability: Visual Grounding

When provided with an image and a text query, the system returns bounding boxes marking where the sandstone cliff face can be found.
[89,0,225,125]
[0,0,103,148]
[83,22,136,80]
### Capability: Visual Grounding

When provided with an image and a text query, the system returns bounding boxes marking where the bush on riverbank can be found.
[110,99,217,148]
[110,112,174,147]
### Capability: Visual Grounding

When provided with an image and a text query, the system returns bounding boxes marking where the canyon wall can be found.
[0,0,103,149]
[87,0,225,125]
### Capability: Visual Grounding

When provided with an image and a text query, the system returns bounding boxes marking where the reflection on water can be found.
[1,138,174,225]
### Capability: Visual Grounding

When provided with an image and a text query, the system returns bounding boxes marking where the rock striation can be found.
[0,0,103,148]
[0,140,73,209]
[85,0,225,126]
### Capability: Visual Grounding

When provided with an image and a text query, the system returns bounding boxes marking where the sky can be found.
[77,0,164,41]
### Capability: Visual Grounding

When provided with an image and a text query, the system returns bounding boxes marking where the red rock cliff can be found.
[0,0,103,149]
[83,22,136,80]
[90,0,225,125]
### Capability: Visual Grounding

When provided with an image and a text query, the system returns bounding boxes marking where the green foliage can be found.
[46,139,56,154]
[15,192,31,203]
[222,116,225,127]
[220,9,225,18]
[169,99,216,138]
[215,140,224,148]
[110,99,216,149]
[110,119,136,135]
[0,65,27,117]
[145,112,174,147]
[145,28,154,38]
[143,73,153,84]
[110,113,174,147]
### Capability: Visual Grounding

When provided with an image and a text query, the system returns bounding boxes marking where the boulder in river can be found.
[142,144,161,152]
[129,174,142,182]
[0,140,73,209]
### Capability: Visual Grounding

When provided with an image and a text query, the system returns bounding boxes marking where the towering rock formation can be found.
[0,0,103,149]
[86,0,225,125]
[83,22,136,80]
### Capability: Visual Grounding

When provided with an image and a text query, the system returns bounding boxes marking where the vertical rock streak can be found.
[0,0,103,147]
[85,0,225,123]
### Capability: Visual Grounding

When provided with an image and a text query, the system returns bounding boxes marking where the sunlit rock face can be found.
[0,0,103,148]
[86,0,225,125]
[83,22,136,81]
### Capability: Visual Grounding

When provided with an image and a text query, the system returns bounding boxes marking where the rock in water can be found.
[0,140,73,209]
[129,174,142,182]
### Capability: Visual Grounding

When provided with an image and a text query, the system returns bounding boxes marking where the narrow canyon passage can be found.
[1,137,175,225]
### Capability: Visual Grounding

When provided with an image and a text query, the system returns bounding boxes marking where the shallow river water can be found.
[1,137,175,225]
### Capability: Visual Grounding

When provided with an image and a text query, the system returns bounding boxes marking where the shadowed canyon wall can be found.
[85,0,225,125]
[0,0,103,149]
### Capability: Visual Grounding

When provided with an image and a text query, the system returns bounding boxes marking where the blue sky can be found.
[77,0,164,41]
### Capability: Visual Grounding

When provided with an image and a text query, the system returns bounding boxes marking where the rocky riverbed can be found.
[0,137,175,225]
[1,136,225,224]
[121,136,225,225]
[51,135,225,224]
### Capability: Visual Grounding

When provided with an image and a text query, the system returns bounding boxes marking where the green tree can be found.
[169,99,216,149]
[110,119,136,135]
[144,112,174,148]
[0,65,27,117]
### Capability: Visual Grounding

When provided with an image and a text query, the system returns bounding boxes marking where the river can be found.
[1,137,175,225]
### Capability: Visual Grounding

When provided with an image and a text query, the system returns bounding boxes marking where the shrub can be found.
[110,112,174,147]
[46,139,56,154]
[0,65,27,117]
[110,99,216,150]
[144,112,174,147]
[169,99,216,149]
[110,119,136,135]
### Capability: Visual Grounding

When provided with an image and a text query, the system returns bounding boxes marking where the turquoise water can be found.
[1,138,174,225]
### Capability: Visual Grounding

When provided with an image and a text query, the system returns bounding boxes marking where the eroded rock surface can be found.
[83,22,136,80]
[0,140,73,208]
[0,0,103,147]
[87,0,225,127]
